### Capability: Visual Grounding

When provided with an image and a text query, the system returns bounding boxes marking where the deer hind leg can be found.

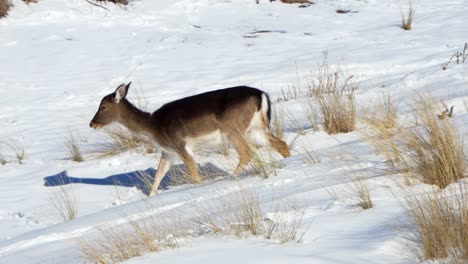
[267,132,291,158]
[179,146,202,184]
[228,134,254,175]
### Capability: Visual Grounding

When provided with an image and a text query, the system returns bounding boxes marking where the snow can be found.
[0,0,467,263]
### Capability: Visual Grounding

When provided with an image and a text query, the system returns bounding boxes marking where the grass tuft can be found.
[404,184,468,262]
[362,95,465,188]
[65,133,84,162]
[192,188,307,243]
[271,104,286,140]
[442,43,468,70]
[50,185,79,222]
[347,177,373,210]
[309,51,358,134]
[401,0,415,30]
[0,138,26,164]
[402,96,465,188]
[250,150,283,178]
[81,212,183,263]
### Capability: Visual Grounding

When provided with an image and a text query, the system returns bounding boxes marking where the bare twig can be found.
[84,0,110,11]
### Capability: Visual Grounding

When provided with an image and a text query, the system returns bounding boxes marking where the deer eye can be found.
[100,106,107,112]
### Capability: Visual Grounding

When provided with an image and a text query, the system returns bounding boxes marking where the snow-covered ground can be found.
[0,0,467,263]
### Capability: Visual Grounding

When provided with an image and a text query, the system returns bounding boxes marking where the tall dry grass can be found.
[0,138,26,164]
[50,185,79,222]
[309,52,358,134]
[271,104,286,140]
[99,125,153,157]
[362,95,465,188]
[81,212,183,263]
[405,184,468,262]
[193,188,264,237]
[250,150,284,178]
[361,93,398,129]
[303,97,321,132]
[402,96,465,188]
[192,188,307,243]
[347,177,373,210]
[401,0,415,30]
[264,204,307,244]
[65,133,84,162]
[360,94,402,170]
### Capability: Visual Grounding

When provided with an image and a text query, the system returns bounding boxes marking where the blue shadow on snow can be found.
[43,163,229,196]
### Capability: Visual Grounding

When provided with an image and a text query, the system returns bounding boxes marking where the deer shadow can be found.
[43,162,230,196]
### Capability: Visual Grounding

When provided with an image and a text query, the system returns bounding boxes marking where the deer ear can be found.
[114,82,130,103]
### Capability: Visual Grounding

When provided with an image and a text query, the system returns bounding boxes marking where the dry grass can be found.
[96,0,129,5]
[363,122,404,171]
[279,86,301,102]
[81,212,183,263]
[401,96,465,188]
[303,97,321,132]
[250,150,284,178]
[361,93,398,129]
[360,94,402,170]
[404,184,468,262]
[50,185,79,222]
[0,0,10,18]
[0,138,26,164]
[99,125,153,157]
[362,95,465,188]
[347,177,373,210]
[300,148,320,165]
[271,104,286,140]
[264,204,307,244]
[193,188,307,243]
[309,51,358,134]
[437,100,455,120]
[65,133,84,162]
[401,0,415,31]
[218,142,230,158]
[442,43,468,70]
[192,188,264,237]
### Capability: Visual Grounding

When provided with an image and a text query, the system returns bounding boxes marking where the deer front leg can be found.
[150,152,173,196]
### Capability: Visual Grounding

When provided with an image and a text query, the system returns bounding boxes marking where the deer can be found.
[90,82,291,196]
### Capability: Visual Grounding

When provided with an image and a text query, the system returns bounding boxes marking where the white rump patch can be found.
[245,111,269,146]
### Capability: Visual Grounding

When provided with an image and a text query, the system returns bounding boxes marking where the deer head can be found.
[89,82,131,129]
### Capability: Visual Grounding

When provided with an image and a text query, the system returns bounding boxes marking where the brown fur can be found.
[90,84,291,195]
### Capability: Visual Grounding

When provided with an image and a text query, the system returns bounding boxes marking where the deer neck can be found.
[117,99,153,135]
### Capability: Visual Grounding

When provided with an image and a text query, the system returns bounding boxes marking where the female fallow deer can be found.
[90,83,291,196]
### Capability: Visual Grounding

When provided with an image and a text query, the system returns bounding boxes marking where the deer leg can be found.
[149,152,173,196]
[268,133,291,158]
[179,147,202,184]
[228,135,254,175]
